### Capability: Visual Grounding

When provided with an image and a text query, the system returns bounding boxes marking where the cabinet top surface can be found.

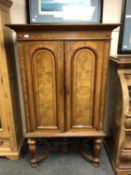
[7,23,120,32]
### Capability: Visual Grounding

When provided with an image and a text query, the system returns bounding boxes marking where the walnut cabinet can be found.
[0,0,23,160]
[8,24,119,166]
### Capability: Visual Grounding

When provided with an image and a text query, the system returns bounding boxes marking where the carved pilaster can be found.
[93,138,103,167]
[118,73,131,169]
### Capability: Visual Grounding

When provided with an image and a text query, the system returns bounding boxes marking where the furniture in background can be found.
[8,23,119,166]
[0,0,23,160]
[105,55,131,175]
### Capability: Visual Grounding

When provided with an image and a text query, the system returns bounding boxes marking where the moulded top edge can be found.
[6,23,120,32]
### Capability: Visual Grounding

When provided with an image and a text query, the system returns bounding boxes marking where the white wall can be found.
[103,0,123,56]
[10,0,26,24]
[10,0,123,56]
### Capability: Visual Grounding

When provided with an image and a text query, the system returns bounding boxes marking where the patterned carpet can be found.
[0,140,114,175]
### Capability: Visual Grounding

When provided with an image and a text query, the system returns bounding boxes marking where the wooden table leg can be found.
[27,138,50,167]
[93,138,103,167]
[27,138,37,167]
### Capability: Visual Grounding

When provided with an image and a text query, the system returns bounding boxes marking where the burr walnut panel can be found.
[72,48,95,126]
[65,41,104,131]
[32,49,57,128]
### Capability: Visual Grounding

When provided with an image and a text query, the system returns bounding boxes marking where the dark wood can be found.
[93,138,103,167]
[61,138,68,153]
[28,138,49,167]
[80,138,103,167]
[7,23,120,32]
[8,24,119,166]
[105,55,131,175]
[28,139,37,167]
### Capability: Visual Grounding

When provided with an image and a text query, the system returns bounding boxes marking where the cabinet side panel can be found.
[105,60,122,166]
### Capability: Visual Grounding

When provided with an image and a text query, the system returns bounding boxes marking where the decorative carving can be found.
[72,48,95,127]
[32,49,57,127]
[118,72,131,169]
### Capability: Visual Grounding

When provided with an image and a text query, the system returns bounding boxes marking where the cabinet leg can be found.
[93,138,103,167]
[27,138,37,167]
[61,138,68,153]
[27,138,50,167]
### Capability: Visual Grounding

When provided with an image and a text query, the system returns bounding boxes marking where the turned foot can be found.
[27,138,37,167]
[27,138,50,167]
[80,138,103,167]
[93,138,103,167]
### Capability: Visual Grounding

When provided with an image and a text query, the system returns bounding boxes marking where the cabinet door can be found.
[24,41,64,133]
[65,41,105,132]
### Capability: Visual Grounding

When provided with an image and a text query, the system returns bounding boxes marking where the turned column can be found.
[27,138,37,167]
[93,138,103,167]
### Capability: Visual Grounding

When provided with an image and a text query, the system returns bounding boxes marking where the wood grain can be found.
[32,49,57,127]
[72,48,95,127]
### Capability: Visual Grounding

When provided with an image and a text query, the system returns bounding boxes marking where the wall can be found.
[10,0,123,56]
[10,0,26,24]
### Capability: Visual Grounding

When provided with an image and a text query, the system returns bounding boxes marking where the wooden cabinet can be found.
[0,0,23,159]
[105,56,131,175]
[8,24,119,166]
